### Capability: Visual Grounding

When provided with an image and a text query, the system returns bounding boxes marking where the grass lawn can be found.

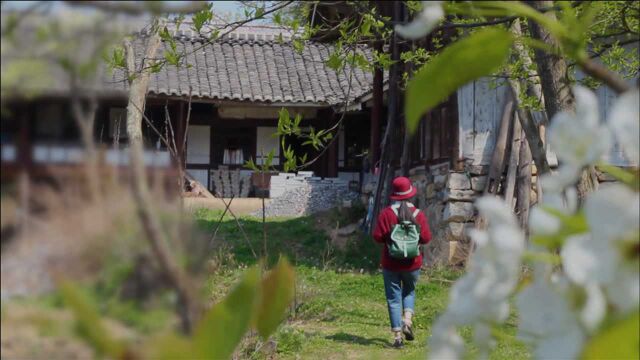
[197,209,530,360]
[1,208,529,359]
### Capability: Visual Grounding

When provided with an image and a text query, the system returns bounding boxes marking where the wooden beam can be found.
[326,111,339,177]
[504,112,523,208]
[516,129,532,231]
[485,91,515,194]
[370,40,383,168]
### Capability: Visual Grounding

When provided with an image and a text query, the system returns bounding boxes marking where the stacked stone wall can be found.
[256,171,358,217]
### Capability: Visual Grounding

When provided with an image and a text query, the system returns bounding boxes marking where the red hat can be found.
[389,176,417,200]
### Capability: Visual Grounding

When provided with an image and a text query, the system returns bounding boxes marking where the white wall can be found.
[186,125,210,164]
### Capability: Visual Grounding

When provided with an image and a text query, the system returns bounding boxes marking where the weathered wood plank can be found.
[457,82,475,161]
[504,112,523,208]
[472,78,498,165]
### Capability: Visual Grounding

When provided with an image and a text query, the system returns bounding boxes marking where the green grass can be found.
[6,208,528,359]
[195,209,530,359]
[205,265,529,360]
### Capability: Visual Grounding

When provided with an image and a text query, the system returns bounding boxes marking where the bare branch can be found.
[578,57,633,94]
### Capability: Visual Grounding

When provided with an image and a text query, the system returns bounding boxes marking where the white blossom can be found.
[584,184,639,243]
[605,265,640,314]
[548,85,611,168]
[529,207,562,235]
[561,233,618,285]
[516,280,585,360]
[428,320,465,360]
[428,197,524,358]
[395,1,444,40]
[580,284,606,332]
[608,88,640,165]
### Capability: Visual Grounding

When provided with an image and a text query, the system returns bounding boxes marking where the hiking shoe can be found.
[392,338,404,349]
[402,323,415,341]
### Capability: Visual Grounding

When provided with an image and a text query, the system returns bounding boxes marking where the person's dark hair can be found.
[397,200,418,225]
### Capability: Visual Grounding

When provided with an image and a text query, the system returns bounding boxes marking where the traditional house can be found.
[1,23,382,196]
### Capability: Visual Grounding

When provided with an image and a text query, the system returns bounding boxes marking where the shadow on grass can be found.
[325,332,390,347]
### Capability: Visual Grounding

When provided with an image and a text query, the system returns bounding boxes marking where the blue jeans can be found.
[382,268,420,331]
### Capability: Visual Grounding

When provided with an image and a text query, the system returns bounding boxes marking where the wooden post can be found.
[516,130,532,231]
[504,112,523,208]
[326,110,338,177]
[371,0,402,232]
[370,41,383,169]
[485,91,515,194]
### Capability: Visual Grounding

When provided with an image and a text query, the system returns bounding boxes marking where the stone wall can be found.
[419,163,488,266]
[255,171,358,217]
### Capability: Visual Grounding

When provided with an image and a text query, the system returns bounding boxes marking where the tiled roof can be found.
[104,35,376,106]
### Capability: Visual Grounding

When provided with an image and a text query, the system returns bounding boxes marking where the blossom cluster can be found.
[429,84,639,360]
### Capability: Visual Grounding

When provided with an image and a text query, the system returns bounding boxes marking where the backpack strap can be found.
[390,204,420,219]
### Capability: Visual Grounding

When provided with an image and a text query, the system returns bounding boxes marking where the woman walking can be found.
[373,176,432,348]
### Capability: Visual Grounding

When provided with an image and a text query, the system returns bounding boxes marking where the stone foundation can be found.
[255,171,358,217]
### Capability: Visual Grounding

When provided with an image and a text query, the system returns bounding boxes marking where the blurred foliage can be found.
[60,258,296,360]
[582,311,640,360]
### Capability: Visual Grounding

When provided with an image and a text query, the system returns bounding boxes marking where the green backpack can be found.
[388,205,421,259]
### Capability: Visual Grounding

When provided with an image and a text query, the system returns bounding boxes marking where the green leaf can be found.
[59,281,126,358]
[265,149,275,169]
[405,28,512,134]
[326,51,344,71]
[273,12,282,25]
[193,266,260,359]
[192,4,213,33]
[293,39,304,54]
[253,258,295,339]
[582,311,640,360]
[244,157,259,171]
[597,163,640,190]
[144,333,194,360]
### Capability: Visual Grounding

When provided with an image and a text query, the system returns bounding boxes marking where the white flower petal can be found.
[573,85,600,128]
[584,184,640,243]
[540,165,580,194]
[608,88,640,165]
[561,234,617,285]
[475,196,518,228]
[516,280,578,338]
[473,323,494,360]
[534,325,585,360]
[395,1,444,40]
[580,284,606,332]
[428,320,465,360]
[529,206,562,235]
[549,87,612,168]
[605,265,640,314]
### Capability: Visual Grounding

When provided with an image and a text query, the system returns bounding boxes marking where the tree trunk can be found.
[124,30,200,334]
[527,1,574,118]
[70,83,101,203]
[371,1,402,231]
[509,19,551,175]
[528,1,599,198]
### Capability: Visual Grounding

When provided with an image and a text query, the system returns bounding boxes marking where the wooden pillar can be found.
[326,111,339,178]
[17,104,32,172]
[370,41,383,170]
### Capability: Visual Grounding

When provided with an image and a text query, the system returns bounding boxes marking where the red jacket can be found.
[373,203,432,272]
